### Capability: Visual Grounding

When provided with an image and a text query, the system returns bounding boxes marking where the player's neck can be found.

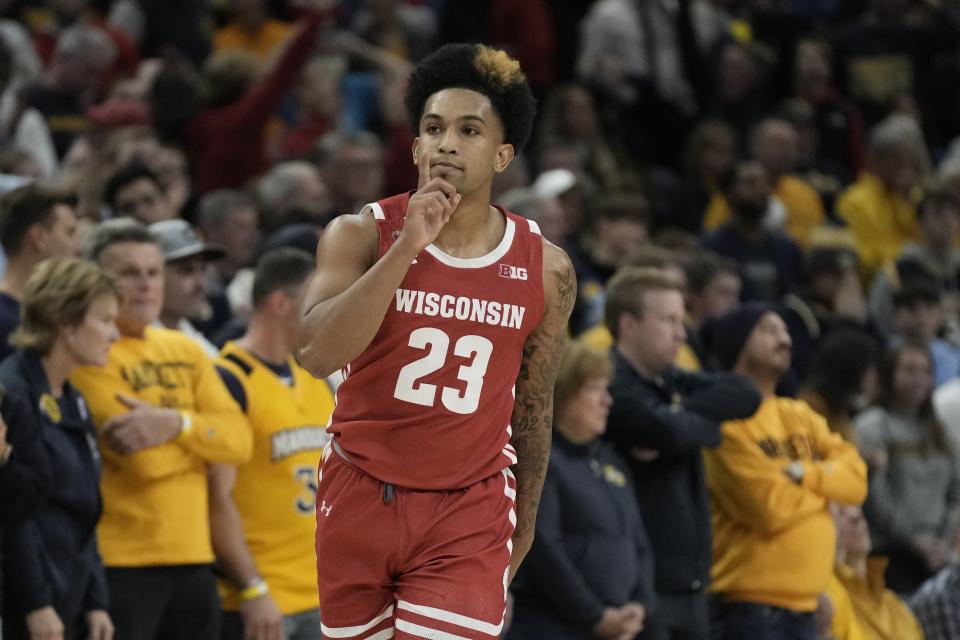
[432,187,505,258]
[238,317,290,366]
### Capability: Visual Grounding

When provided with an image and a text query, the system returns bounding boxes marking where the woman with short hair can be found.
[508,342,655,639]
[1,256,119,640]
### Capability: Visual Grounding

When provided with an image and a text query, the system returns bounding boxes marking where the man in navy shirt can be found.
[703,161,803,303]
[604,267,761,640]
[0,184,82,360]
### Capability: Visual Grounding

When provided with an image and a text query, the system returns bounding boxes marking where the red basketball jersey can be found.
[328,192,545,490]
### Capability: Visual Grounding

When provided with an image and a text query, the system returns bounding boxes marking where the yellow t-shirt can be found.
[836,559,924,640]
[216,342,335,615]
[827,574,868,640]
[836,172,920,280]
[705,397,867,612]
[71,327,252,567]
[703,175,826,249]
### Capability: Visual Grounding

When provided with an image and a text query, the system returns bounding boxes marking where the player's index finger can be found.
[417,149,431,190]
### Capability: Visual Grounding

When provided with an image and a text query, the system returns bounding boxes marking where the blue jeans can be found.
[710,601,816,640]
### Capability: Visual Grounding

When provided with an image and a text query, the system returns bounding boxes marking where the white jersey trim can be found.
[527,219,541,235]
[321,605,394,638]
[396,601,504,636]
[423,216,516,269]
[368,202,386,220]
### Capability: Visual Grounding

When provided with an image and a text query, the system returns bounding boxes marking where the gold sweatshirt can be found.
[705,397,867,612]
[72,326,252,567]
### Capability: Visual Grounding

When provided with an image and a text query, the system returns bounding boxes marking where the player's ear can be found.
[493,143,515,174]
[411,138,421,167]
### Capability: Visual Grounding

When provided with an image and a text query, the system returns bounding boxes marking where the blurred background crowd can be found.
[2,0,960,638]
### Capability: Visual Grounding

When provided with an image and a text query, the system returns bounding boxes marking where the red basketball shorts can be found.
[315,448,517,639]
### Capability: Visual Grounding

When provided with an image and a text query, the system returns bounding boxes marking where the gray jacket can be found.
[855,407,960,549]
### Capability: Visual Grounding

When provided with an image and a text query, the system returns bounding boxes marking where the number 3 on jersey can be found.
[394,327,493,414]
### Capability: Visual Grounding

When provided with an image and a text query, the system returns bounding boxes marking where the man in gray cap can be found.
[150,219,225,357]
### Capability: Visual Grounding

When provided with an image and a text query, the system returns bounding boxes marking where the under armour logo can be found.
[319,501,333,517]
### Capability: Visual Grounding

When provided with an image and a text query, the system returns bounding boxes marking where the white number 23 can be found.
[393,327,493,414]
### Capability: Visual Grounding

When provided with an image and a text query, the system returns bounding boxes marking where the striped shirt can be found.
[909,566,960,640]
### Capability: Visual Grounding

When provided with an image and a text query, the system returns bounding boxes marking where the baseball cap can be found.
[149,219,226,262]
[532,168,577,199]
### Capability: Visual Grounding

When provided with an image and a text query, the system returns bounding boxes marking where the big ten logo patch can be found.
[498,264,528,280]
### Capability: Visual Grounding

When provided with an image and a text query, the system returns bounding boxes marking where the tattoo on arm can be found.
[510,251,576,539]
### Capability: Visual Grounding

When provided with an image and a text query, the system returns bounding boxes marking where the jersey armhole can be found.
[216,365,248,412]
[358,204,386,265]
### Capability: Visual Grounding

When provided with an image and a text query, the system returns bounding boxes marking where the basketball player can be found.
[298,44,575,639]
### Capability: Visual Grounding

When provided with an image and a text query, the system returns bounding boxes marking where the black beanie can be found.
[710,302,772,370]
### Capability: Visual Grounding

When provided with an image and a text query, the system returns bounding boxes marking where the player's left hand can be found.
[86,609,114,640]
[239,593,284,640]
[507,530,534,585]
[102,395,183,454]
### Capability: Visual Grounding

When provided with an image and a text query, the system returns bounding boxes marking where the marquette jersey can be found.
[329,192,545,489]
[216,343,334,614]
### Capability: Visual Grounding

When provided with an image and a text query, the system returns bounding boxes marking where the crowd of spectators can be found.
[2,0,960,639]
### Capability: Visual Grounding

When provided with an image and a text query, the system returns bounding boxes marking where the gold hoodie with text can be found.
[705,397,867,612]
[72,326,252,567]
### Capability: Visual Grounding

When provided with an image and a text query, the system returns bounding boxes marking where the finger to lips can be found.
[417,150,432,189]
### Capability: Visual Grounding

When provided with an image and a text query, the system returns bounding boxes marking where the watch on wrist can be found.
[787,461,805,483]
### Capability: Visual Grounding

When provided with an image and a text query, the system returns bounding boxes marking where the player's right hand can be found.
[239,592,284,640]
[26,606,64,640]
[397,150,462,254]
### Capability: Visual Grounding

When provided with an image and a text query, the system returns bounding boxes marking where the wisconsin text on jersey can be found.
[394,288,527,329]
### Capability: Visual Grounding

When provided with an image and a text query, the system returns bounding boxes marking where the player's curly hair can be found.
[404,44,537,151]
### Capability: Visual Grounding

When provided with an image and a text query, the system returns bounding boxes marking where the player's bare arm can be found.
[508,240,576,582]
[297,151,461,378]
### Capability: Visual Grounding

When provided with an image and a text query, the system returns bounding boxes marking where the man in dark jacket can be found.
[0,384,53,628]
[604,267,762,640]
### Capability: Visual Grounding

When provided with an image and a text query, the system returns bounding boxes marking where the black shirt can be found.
[0,292,20,362]
[605,351,761,594]
[511,433,655,633]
